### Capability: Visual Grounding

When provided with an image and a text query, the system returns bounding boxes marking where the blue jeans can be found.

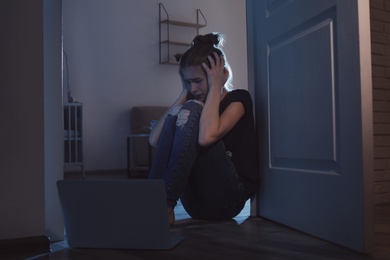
[149,100,248,220]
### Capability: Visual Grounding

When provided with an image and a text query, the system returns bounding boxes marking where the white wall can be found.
[63,0,248,171]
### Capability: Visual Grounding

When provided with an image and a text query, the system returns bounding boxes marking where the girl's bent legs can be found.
[148,114,176,180]
[180,141,248,220]
[148,100,203,209]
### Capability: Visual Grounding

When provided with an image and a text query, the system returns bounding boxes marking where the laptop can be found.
[57,179,184,250]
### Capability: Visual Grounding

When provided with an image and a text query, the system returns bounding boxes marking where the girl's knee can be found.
[182,99,204,110]
[176,109,191,128]
[176,100,203,129]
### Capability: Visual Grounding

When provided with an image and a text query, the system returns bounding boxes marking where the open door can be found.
[247,0,374,253]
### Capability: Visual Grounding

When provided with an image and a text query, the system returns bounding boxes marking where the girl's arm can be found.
[199,53,245,146]
[149,89,188,147]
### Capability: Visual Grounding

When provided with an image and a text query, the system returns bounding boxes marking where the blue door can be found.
[247,0,374,253]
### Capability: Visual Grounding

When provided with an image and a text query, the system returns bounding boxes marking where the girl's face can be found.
[181,65,208,102]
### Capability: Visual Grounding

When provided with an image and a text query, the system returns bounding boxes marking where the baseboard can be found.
[64,169,128,179]
[63,169,150,180]
[0,235,50,257]
[85,169,128,175]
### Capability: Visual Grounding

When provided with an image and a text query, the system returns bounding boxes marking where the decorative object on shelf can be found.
[159,3,207,65]
[174,53,182,62]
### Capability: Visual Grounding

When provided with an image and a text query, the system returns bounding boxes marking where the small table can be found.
[127,134,153,177]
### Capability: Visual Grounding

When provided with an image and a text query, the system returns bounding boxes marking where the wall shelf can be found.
[159,3,207,65]
[160,20,206,29]
[160,40,190,47]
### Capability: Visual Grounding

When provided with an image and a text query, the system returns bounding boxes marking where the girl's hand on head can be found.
[202,52,228,91]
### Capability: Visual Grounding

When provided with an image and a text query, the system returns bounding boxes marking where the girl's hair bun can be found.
[192,32,224,48]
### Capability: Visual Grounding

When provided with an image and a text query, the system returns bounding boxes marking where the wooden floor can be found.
[20,171,390,259]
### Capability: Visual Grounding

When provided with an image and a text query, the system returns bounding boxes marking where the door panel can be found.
[269,13,336,172]
[247,0,373,253]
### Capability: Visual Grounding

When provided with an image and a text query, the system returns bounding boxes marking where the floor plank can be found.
[24,202,390,260]
[16,172,390,260]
